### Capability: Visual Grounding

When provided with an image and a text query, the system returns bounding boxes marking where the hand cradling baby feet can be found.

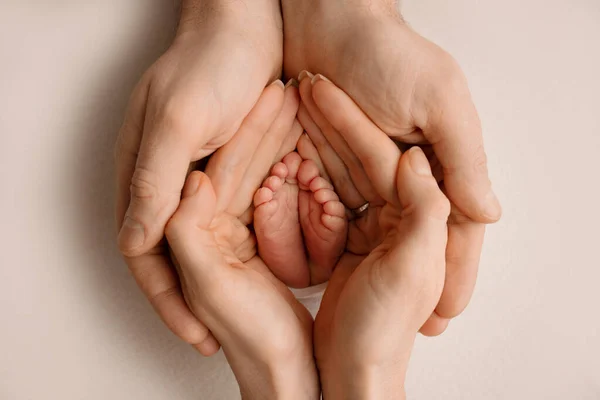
[253,152,348,288]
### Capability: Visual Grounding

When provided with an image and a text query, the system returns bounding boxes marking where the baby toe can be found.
[282,152,303,182]
[313,188,340,204]
[298,159,321,188]
[321,214,347,232]
[254,187,274,207]
[270,162,288,179]
[308,176,334,192]
[262,175,284,192]
[323,200,346,218]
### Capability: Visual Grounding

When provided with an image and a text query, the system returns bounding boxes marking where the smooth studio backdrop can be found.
[1,1,599,399]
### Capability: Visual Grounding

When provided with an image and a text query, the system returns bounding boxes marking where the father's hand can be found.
[114,0,282,353]
[285,1,501,333]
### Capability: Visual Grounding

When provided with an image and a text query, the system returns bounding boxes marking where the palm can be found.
[314,203,402,365]
[176,204,312,359]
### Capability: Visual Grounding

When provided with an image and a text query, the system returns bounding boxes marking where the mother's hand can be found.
[298,73,486,335]
[164,83,319,399]
[296,79,451,398]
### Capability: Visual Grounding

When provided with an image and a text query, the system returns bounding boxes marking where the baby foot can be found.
[297,159,348,285]
[254,152,310,288]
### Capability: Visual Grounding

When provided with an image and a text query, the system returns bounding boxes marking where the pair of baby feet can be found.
[253,152,348,288]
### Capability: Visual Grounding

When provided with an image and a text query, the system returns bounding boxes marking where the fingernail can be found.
[298,70,314,81]
[285,78,299,88]
[270,79,284,89]
[408,147,432,176]
[311,74,331,85]
[483,190,502,220]
[119,216,145,251]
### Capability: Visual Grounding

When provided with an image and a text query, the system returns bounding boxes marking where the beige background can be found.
[1,0,599,399]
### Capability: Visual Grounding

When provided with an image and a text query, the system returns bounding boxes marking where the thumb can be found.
[165,171,224,275]
[382,147,450,327]
[423,74,502,223]
[118,121,201,257]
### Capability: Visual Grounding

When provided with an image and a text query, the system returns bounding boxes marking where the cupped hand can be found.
[114,3,284,351]
[298,79,450,398]
[165,84,319,398]
[284,2,501,328]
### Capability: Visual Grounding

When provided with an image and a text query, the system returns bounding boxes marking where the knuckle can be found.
[155,96,200,141]
[471,143,489,176]
[424,191,451,220]
[436,52,465,91]
[427,52,470,107]
[149,287,208,344]
[164,213,189,240]
[130,167,159,201]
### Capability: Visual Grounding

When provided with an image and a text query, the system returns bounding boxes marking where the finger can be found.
[275,118,304,162]
[165,172,231,353]
[274,80,304,161]
[297,102,366,209]
[193,333,221,356]
[435,203,485,318]
[125,250,217,352]
[422,74,501,223]
[419,311,450,337]
[166,172,224,274]
[395,147,451,227]
[296,132,330,182]
[381,147,450,328]
[205,80,285,212]
[116,78,220,356]
[229,83,300,215]
[115,76,154,255]
[299,76,378,201]
[311,76,401,206]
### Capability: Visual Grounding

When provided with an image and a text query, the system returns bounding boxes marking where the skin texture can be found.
[253,151,348,288]
[165,79,453,398]
[165,83,320,399]
[297,78,451,399]
[283,0,501,333]
[113,1,501,389]
[114,1,283,353]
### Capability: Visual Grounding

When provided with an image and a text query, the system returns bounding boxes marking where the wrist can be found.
[282,0,398,20]
[179,0,282,32]
[320,362,407,400]
[228,348,320,400]
[236,358,320,400]
[318,336,415,400]
[176,0,283,79]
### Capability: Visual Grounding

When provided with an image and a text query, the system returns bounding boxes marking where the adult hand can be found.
[284,2,501,330]
[165,83,318,398]
[298,80,450,399]
[114,0,283,352]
